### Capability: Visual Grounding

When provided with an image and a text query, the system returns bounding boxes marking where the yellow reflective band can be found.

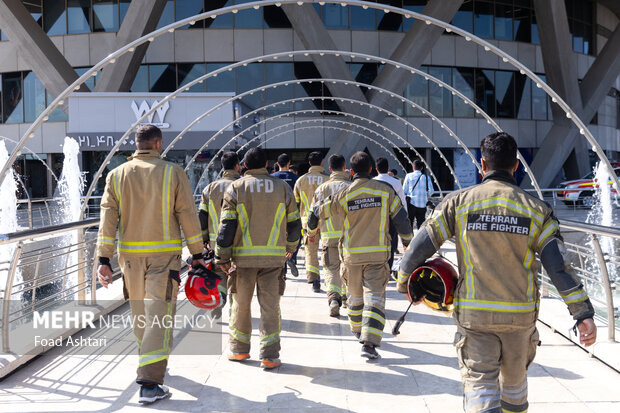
[361,326,384,337]
[138,353,169,368]
[347,308,363,316]
[454,299,539,313]
[230,327,251,344]
[326,284,342,294]
[340,187,389,205]
[456,197,544,225]
[459,216,475,299]
[363,311,386,325]
[97,237,115,245]
[502,409,527,413]
[397,270,409,284]
[342,246,390,254]
[199,202,208,212]
[186,234,202,244]
[537,220,559,250]
[221,210,237,220]
[232,246,286,256]
[162,165,173,241]
[237,204,253,246]
[113,171,123,235]
[208,199,219,237]
[268,203,286,247]
[300,190,311,218]
[287,210,300,222]
[322,230,343,239]
[307,265,320,274]
[400,233,413,241]
[390,197,401,214]
[432,210,451,242]
[561,289,588,304]
[260,330,281,348]
[118,240,182,253]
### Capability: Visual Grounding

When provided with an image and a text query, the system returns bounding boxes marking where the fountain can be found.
[0,140,19,290]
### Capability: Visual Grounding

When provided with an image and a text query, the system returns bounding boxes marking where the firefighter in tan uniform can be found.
[96,125,205,404]
[293,151,329,292]
[306,154,351,317]
[398,132,597,413]
[326,152,413,359]
[215,147,301,369]
[198,152,240,316]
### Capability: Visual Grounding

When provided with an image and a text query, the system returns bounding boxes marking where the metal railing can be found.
[15,196,103,230]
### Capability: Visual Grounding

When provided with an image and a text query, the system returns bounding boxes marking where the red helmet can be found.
[185,251,227,310]
[406,257,458,313]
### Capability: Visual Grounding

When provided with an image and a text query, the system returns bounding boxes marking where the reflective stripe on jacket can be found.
[215,168,302,267]
[423,170,591,326]
[329,175,413,265]
[293,166,329,228]
[309,171,351,246]
[199,170,240,243]
[96,150,203,258]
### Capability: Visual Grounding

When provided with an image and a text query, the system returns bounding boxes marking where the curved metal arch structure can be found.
[184,95,461,192]
[0,136,59,183]
[1,0,616,213]
[199,108,443,193]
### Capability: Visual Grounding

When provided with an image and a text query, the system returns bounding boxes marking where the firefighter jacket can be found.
[293,165,329,228]
[325,174,413,265]
[199,170,240,243]
[215,168,302,268]
[97,150,203,258]
[399,170,594,327]
[306,171,351,247]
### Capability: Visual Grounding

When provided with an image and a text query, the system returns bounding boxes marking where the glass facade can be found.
[0,1,595,56]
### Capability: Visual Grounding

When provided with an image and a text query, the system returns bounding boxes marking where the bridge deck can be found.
[0,249,618,413]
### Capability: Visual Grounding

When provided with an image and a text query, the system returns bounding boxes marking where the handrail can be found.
[0,218,99,244]
[559,219,620,239]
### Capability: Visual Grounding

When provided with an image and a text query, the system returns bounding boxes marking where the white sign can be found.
[130,100,170,128]
[454,148,478,188]
[68,92,234,134]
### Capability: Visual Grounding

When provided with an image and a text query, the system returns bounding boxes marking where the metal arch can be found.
[0,136,59,183]
[162,76,481,181]
[2,1,614,203]
[194,119,413,195]
[184,95,461,190]
[199,108,443,194]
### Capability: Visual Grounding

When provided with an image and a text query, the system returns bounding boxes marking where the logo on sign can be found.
[130,100,170,128]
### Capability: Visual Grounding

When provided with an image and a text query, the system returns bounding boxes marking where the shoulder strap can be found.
[411,174,422,191]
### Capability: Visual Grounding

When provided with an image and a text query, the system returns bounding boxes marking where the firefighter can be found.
[215,147,302,369]
[198,151,241,317]
[326,152,413,359]
[293,151,329,292]
[96,125,205,404]
[306,154,352,317]
[398,132,597,413]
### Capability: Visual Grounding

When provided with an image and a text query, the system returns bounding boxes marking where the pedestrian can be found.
[198,151,241,318]
[398,132,597,413]
[293,151,329,292]
[403,159,434,229]
[327,151,412,359]
[96,125,205,404]
[215,147,302,369]
[272,153,300,277]
[373,157,408,269]
[306,154,352,317]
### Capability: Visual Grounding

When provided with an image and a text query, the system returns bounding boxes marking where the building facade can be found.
[0,0,619,197]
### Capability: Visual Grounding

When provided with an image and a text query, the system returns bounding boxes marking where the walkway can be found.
[0,249,618,412]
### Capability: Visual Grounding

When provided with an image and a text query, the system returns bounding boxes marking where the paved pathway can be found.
[0,250,618,412]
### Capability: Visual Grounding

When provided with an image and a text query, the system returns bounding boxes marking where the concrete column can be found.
[528,21,620,187]
[94,0,167,92]
[0,0,88,98]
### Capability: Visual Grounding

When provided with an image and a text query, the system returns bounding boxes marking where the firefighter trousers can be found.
[322,245,346,304]
[229,266,281,359]
[345,262,390,346]
[303,229,320,282]
[119,253,181,386]
[453,322,540,413]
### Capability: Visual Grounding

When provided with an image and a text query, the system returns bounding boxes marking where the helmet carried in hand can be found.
[406,257,458,313]
[185,250,227,310]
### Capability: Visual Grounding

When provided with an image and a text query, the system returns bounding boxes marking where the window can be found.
[350,3,376,30]
[156,0,175,29]
[475,69,495,117]
[44,0,67,35]
[494,2,512,41]
[265,63,293,114]
[92,0,119,32]
[452,0,473,34]
[474,1,493,39]
[175,0,205,29]
[178,63,206,92]
[2,72,23,124]
[149,64,177,93]
[323,4,349,29]
[263,6,291,28]
[404,67,428,117]
[515,73,531,119]
[531,75,547,120]
[206,63,234,93]
[234,0,262,29]
[403,1,427,32]
[429,67,452,117]
[67,0,91,34]
[513,3,531,42]
[453,68,475,117]
[130,65,148,92]
[23,72,46,123]
[235,63,264,110]
[495,70,515,118]
[205,1,233,28]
